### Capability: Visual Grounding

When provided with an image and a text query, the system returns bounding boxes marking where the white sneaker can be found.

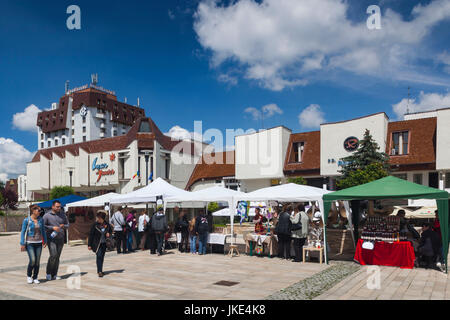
[46,274,52,281]
[27,277,33,284]
[33,279,40,284]
[53,276,61,280]
[437,262,442,268]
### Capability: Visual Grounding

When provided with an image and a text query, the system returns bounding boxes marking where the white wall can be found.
[436,109,450,171]
[235,126,291,180]
[320,113,388,176]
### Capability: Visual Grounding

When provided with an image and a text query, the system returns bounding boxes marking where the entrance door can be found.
[429,172,439,188]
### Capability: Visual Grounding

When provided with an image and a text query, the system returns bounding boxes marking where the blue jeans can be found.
[26,243,42,279]
[127,232,134,251]
[190,235,197,253]
[198,233,208,255]
[96,243,107,273]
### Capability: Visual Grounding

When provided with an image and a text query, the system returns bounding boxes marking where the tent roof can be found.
[166,186,247,204]
[238,183,331,202]
[110,178,190,204]
[35,195,87,209]
[65,192,121,208]
[323,176,449,201]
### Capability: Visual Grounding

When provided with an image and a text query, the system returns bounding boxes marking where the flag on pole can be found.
[149,172,153,181]
[133,170,140,179]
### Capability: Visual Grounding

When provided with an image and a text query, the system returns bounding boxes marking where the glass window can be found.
[392,131,409,155]
[138,121,151,133]
[83,136,86,142]
[62,138,66,145]
[392,133,400,155]
[445,173,450,189]
[402,132,409,154]
[82,127,86,133]
[55,139,58,146]
[413,173,423,185]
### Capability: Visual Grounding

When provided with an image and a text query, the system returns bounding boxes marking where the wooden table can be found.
[303,246,324,264]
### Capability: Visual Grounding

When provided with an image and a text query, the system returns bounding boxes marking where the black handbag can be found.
[291,221,302,231]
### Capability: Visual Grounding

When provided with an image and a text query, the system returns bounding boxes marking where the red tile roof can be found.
[186,151,236,190]
[284,131,321,176]
[31,117,198,162]
[387,117,437,170]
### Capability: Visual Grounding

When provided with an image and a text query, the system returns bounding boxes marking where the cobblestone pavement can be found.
[266,261,361,300]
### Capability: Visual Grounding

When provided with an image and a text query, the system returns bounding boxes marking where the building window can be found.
[413,173,423,185]
[48,141,51,148]
[72,138,75,144]
[83,136,86,142]
[292,142,304,163]
[72,120,75,126]
[55,139,58,147]
[165,158,170,179]
[62,138,66,145]
[82,117,86,124]
[83,127,86,133]
[112,130,117,137]
[41,142,44,149]
[391,131,409,155]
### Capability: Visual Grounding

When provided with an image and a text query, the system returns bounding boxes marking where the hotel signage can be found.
[92,157,115,183]
[343,136,359,152]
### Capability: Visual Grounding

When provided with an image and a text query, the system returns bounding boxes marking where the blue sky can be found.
[0,0,449,180]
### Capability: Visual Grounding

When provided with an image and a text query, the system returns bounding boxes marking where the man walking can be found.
[43,200,69,281]
[195,210,209,255]
[111,206,127,254]
[151,206,168,256]
[176,209,189,253]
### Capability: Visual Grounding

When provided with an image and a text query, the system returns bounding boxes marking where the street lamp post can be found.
[143,151,151,214]
[67,167,75,188]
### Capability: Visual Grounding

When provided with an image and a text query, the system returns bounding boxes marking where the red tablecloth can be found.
[354,239,415,269]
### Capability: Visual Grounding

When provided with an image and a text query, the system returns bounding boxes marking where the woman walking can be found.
[20,205,47,284]
[88,211,112,278]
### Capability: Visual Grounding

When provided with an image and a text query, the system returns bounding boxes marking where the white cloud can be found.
[217,73,238,86]
[13,104,41,132]
[244,103,283,120]
[168,10,176,20]
[0,138,33,180]
[298,104,326,129]
[437,52,450,74]
[165,125,203,142]
[194,0,450,90]
[392,91,450,119]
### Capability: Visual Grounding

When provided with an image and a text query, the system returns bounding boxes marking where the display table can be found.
[354,239,415,269]
[303,246,324,264]
[245,233,278,257]
[176,233,227,245]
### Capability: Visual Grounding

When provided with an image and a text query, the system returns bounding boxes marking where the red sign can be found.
[96,169,115,182]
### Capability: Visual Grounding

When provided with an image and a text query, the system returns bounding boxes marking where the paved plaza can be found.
[1,233,449,300]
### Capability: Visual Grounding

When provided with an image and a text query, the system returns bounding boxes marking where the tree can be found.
[1,188,18,232]
[337,129,390,189]
[50,186,75,200]
[287,177,307,185]
[207,202,220,213]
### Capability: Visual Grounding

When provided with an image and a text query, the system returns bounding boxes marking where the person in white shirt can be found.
[111,207,127,254]
[138,211,150,250]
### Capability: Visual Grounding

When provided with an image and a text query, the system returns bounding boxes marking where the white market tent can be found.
[213,207,256,217]
[65,192,121,209]
[110,178,191,205]
[235,183,332,263]
[165,186,248,245]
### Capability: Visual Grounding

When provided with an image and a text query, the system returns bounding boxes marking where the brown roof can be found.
[387,117,437,169]
[186,151,236,190]
[37,87,146,134]
[31,117,197,162]
[284,131,321,176]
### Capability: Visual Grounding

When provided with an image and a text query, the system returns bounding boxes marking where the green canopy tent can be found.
[322,176,449,272]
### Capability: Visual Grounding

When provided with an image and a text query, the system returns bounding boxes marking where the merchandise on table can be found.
[361,216,408,242]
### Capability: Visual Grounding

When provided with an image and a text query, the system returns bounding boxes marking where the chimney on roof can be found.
[91,73,98,86]
[137,97,140,107]
[65,81,70,94]
[124,97,127,103]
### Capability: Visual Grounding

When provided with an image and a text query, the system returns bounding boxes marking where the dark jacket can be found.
[207,213,214,233]
[275,212,292,236]
[88,222,112,253]
[151,213,168,233]
[419,229,441,257]
[176,215,189,233]
[195,215,209,235]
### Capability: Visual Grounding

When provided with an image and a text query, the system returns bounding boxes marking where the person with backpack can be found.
[195,210,209,255]
[151,206,168,256]
[176,209,189,253]
[20,205,47,284]
[290,204,310,262]
[88,211,112,278]
[111,207,127,254]
[275,204,292,260]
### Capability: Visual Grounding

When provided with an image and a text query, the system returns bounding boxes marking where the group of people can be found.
[175,208,213,255]
[253,203,322,262]
[20,200,69,284]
